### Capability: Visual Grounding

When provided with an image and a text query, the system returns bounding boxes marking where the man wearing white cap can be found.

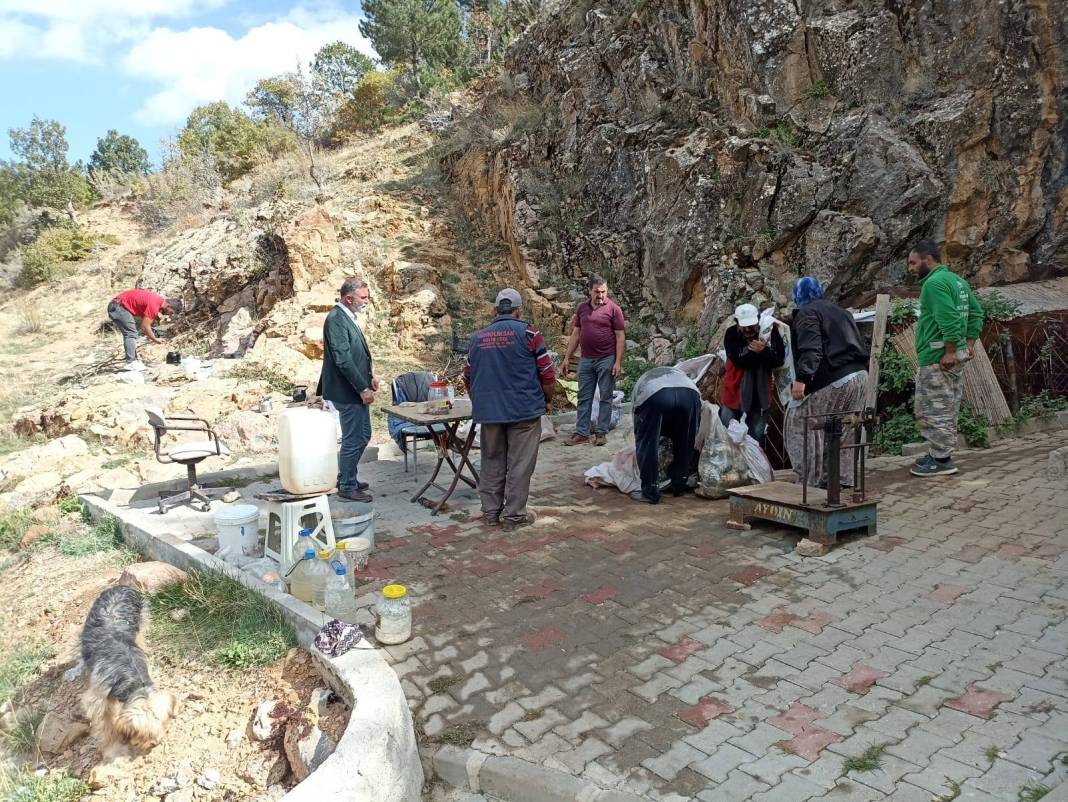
[719,302,785,445]
[463,289,557,532]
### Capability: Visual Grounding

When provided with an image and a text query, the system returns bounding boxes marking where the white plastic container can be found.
[278,408,339,495]
[214,504,260,560]
[375,584,412,644]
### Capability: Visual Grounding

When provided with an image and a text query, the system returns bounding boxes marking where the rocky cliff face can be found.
[444,0,1067,352]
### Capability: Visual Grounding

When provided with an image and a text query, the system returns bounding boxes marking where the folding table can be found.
[381,399,479,515]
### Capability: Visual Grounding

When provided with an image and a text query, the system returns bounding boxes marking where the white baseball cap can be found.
[495,288,523,310]
[735,303,759,327]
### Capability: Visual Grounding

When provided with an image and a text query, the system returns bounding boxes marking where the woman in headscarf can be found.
[785,277,869,487]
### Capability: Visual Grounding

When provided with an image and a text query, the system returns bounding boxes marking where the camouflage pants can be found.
[914,363,965,459]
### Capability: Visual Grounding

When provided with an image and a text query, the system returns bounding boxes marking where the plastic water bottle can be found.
[332,542,352,589]
[325,564,361,623]
[290,528,315,569]
[288,548,317,604]
[310,550,333,611]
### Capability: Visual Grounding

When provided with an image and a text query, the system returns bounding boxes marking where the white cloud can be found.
[124,9,373,126]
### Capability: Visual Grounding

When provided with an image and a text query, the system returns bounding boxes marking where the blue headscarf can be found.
[792,277,825,308]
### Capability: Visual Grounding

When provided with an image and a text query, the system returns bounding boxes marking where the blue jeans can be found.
[576,355,616,437]
[335,402,371,493]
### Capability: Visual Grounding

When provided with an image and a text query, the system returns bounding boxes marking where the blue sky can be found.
[0,1,375,166]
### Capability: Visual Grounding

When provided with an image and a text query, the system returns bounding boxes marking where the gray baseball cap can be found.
[495,288,523,310]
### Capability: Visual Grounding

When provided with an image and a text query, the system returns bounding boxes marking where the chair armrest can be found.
[159,424,213,434]
[166,416,212,429]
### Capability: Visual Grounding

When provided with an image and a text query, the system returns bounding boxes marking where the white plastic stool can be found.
[263,494,336,574]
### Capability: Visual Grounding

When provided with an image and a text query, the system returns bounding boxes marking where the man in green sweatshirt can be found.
[906,240,984,477]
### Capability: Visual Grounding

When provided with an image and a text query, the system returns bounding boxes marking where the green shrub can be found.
[18,226,96,287]
[0,646,50,705]
[0,509,32,551]
[150,570,296,669]
[1015,391,1067,424]
[889,298,918,327]
[806,80,830,98]
[873,405,920,456]
[958,403,989,449]
[3,769,88,802]
[53,516,121,557]
[977,289,1020,323]
[879,346,915,394]
[227,362,295,395]
[57,495,82,515]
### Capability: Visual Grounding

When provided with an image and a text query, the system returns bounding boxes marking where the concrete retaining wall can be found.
[80,493,424,802]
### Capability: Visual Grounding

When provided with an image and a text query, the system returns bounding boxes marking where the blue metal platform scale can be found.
[726,409,879,550]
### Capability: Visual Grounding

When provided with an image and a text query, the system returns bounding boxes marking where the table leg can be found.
[432,422,479,514]
[409,424,451,504]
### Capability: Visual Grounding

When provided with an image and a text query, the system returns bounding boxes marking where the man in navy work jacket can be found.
[463,289,557,532]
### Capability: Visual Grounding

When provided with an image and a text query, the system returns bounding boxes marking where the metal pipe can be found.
[825,415,843,507]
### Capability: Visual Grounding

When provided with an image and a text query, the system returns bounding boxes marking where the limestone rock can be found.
[19,524,51,549]
[119,562,189,594]
[213,410,276,453]
[251,700,286,742]
[441,0,1067,333]
[36,711,88,754]
[283,718,336,782]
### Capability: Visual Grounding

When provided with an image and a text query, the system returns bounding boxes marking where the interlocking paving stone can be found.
[361,427,1068,798]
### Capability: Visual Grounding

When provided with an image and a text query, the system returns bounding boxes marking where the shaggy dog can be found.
[79,586,176,759]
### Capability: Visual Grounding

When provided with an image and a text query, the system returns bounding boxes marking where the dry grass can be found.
[16,304,45,335]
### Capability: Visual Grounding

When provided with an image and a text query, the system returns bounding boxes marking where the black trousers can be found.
[634,386,700,500]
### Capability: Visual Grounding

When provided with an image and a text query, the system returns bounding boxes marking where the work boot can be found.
[593,432,607,446]
[910,455,958,477]
[563,434,590,446]
[338,489,373,502]
[502,511,537,532]
[628,490,659,505]
[481,512,500,527]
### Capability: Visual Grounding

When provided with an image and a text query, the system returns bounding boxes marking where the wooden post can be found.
[864,294,891,413]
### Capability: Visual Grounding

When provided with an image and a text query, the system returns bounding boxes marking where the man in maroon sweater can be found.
[561,276,626,446]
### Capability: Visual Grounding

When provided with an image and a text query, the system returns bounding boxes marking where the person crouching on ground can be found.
[629,366,702,505]
[720,302,785,446]
[784,277,869,488]
[561,275,626,447]
[907,239,984,477]
[464,289,557,532]
[107,289,180,370]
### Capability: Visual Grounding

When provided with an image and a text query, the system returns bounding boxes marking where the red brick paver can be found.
[833,664,889,695]
[677,697,734,728]
[925,583,969,604]
[769,703,824,735]
[657,637,705,663]
[945,687,1013,719]
[778,727,845,760]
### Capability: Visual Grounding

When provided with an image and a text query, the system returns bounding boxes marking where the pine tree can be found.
[359,0,464,93]
[312,41,375,100]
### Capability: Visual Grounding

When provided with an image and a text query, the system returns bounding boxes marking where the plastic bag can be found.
[540,415,556,441]
[726,418,748,445]
[696,404,751,499]
[741,437,773,484]
[584,446,642,494]
[758,309,796,408]
[241,557,287,593]
[590,389,624,431]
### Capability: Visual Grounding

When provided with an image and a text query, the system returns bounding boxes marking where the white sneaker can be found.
[125,360,147,371]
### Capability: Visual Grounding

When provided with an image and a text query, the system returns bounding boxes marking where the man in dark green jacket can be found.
[907,240,984,478]
[317,278,378,501]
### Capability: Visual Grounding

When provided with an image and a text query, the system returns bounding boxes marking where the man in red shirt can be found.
[561,275,626,446]
[108,289,180,369]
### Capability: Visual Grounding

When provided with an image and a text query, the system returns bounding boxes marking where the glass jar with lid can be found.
[375,584,412,644]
